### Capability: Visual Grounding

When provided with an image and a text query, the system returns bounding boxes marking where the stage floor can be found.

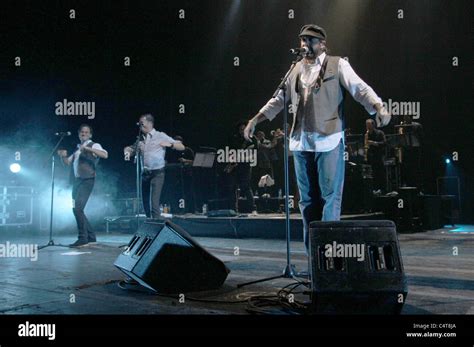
[0,225,473,315]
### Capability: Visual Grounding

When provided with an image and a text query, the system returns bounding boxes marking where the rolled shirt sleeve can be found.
[91,143,107,157]
[161,133,178,145]
[338,59,382,115]
[258,75,293,121]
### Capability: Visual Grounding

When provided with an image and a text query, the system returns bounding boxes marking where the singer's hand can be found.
[244,119,257,141]
[57,150,67,157]
[138,142,145,152]
[375,105,391,127]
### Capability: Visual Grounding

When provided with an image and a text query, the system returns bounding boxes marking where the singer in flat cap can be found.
[244,24,391,252]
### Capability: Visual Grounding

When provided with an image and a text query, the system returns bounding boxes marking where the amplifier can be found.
[0,186,34,226]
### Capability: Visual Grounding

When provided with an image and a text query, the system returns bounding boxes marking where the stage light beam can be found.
[10,163,21,173]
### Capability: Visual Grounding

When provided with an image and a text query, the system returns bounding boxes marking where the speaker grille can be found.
[134,237,153,258]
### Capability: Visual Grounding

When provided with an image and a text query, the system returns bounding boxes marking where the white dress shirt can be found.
[259,52,382,152]
[141,129,177,170]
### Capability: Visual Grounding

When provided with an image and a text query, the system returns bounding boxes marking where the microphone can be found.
[55,131,71,136]
[289,46,310,55]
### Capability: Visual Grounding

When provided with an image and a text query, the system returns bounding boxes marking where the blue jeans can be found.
[293,139,345,251]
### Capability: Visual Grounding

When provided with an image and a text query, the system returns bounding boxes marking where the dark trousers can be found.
[72,177,95,242]
[234,164,256,212]
[142,169,165,218]
[369,155,385,192]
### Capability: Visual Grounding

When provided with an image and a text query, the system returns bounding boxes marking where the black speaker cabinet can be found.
[308,220,407,314]
[114,219,230,293]
[342,163,373,214]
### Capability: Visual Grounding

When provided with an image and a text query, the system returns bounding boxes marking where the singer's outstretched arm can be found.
[57,150,73,165]
[83,146,108,159]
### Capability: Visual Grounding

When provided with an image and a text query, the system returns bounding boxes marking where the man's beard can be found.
[304,47,317,59]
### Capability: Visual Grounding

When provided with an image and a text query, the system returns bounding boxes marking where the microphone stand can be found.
[39,134,70,250]
[238,55,303,288]
[134,126,144,229]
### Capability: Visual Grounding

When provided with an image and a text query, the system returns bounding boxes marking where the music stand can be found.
[192,152,216,168]
[191,152,216,212]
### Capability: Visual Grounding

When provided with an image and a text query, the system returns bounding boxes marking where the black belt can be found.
[142,168,165,175]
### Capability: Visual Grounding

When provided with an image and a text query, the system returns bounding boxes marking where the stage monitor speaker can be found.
[114,219,230,293]
[308,220,407,314]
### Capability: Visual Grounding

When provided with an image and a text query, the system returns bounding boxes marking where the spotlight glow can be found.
[445,159,451,164]
[9,163,21,173]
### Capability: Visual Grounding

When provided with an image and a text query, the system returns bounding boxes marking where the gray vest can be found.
[289,56,345,138]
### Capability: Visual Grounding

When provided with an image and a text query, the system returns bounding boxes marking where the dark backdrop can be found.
[0,0,472,221]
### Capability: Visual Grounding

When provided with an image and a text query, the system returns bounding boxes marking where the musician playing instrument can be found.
[225,121,257,213]
[252,130,277,190]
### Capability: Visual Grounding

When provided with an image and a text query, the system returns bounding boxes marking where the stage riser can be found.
[171,214,383,240]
